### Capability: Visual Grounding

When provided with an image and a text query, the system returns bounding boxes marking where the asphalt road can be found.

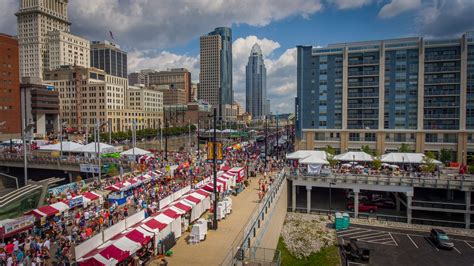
[338,224,474,266]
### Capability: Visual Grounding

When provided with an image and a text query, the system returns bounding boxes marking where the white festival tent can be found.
[334,151,373,162]
[299,155,329,165]
[206,129,222,133]
[286,150,326,160]
[39,141,84,152]
[120,147,152,156]
[73,142,115,155]
[381,153,443,165]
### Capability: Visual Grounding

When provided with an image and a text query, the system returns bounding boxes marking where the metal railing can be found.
[424,90,459,96]
[347,92,378,98]
[348,81,379,87]
[412,200,466,210]
[424,66,460,73]
[423,113,459,119]
[242,247,281,266]
[348,70,379,76]
[287,171,474,190]
[424,78,460,84]
[425,54,461,61]
[220,170,286,266]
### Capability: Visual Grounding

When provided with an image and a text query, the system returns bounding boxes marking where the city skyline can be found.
[1,0,473,113]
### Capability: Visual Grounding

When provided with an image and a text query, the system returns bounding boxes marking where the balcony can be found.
[348,92,378,98]
[424,113,459,119]
[348,103,379,109]
[424,90,459,96]
[424,66,460,73]
[425,54,460,61]
[424,102,459,108]
[348,59,379,66]
[424,78,460,85]
[424,124,459,130]
[348,81,379,87]
[347,114,378,119]
[348,70,379,77]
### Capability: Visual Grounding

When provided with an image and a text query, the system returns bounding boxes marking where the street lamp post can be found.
[22,122,35,187]
[208,108,218,230]
[276,112,279,158]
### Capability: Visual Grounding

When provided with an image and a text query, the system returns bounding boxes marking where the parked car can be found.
[346,191,369,201]
[429,229,454,249]
[344,239,370,262]
[371,198,396,208]
[347,203,378,213]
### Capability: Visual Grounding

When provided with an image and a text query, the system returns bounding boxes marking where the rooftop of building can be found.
[307,31,474,54]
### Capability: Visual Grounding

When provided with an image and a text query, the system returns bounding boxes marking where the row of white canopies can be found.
[286,150,443,165]
[38,141,153,156]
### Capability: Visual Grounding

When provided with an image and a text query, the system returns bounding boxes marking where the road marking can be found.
[389,233,398,246]
[453,246,461,254]
[369,237,395,243]
[339,230,372,237]
[357,233,390,240]
[407,235,419,248]
[465,241,474,249]
[348,262,367,266]
[341,228,365,234]
[425,237,439,251]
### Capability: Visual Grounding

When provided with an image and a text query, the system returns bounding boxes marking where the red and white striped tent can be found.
[221,172,237,187]
[78,227,153,266]
[28,202,69,218]
[140,210,182,247]
[202,181,224,193]
[227,167,245,182]
[82,191,102,204]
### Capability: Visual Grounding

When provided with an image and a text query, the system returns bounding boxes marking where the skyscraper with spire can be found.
[246,43,269,119]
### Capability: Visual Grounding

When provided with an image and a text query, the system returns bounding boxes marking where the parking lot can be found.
[338,224,474,266]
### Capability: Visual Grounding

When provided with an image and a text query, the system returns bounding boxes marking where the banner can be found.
[48,180,86,196]
[308,164,322,174]
[69,196,84,208]
[80,164,100,174]
[0,215,35,237]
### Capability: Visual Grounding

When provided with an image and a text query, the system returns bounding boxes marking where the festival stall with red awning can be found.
[28,203,68,218]
[227,167,245,182]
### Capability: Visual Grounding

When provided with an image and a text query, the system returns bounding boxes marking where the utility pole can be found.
[264,115,268,171]
[276,112,279,159]
[108,119,112,144]
[165,108,169,161]
[197,120,200,158]
[211,108,218,230]
[287,117,290,152]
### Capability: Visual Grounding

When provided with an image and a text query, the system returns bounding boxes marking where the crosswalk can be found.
[338,227,398,246]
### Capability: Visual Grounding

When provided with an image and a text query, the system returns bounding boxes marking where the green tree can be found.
[326,153,338,168]
[439,148,453,166]
[372,156,382,170]
[325,145,336,156]
[361,145,373,155]
[421,151,436,173]
[398,143,411,153]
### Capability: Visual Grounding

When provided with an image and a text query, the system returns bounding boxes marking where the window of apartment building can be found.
[315,133,325,140]
[364,133,376,141]
[443,134,457,143]
[425,133,438,143]
[349,133,360,141]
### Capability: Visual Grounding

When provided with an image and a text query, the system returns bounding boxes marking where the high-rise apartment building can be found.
[199,27,233,119]
[16,0,71,80]
[46,30,90,71]
[0,34,21,140]
[295,32,474,163]
[246,43,268,119]
[44,66,162,133]
[148,68,192,102]
[90,40,127,78]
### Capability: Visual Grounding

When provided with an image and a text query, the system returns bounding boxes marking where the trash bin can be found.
[334,212,343,231]
[342,212,350,229]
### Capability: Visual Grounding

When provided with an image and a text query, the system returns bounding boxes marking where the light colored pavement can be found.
[151,177,262,266]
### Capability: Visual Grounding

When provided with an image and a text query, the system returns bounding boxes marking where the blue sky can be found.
[1,0,473,113]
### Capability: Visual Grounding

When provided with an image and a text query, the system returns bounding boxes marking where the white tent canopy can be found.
[381,153,442,165]
[206,129,221,133]
[73,142,115,154]
[221,129,237,133]
[286,150,326,160]
[120,147,152,156]
[39,141,84,152]
[334,151,373,162]
[299,155,329,165]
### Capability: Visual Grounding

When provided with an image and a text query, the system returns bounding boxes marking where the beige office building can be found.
[16,0,71,80]
[44,66,163,133]
[46,30,90,71]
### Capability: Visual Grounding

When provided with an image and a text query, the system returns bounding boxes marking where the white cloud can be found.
[378,0,421,18]
[327,0,373,9]
[415,0,474,37]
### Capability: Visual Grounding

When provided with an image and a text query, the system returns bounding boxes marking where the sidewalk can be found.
[151,177,262,265]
